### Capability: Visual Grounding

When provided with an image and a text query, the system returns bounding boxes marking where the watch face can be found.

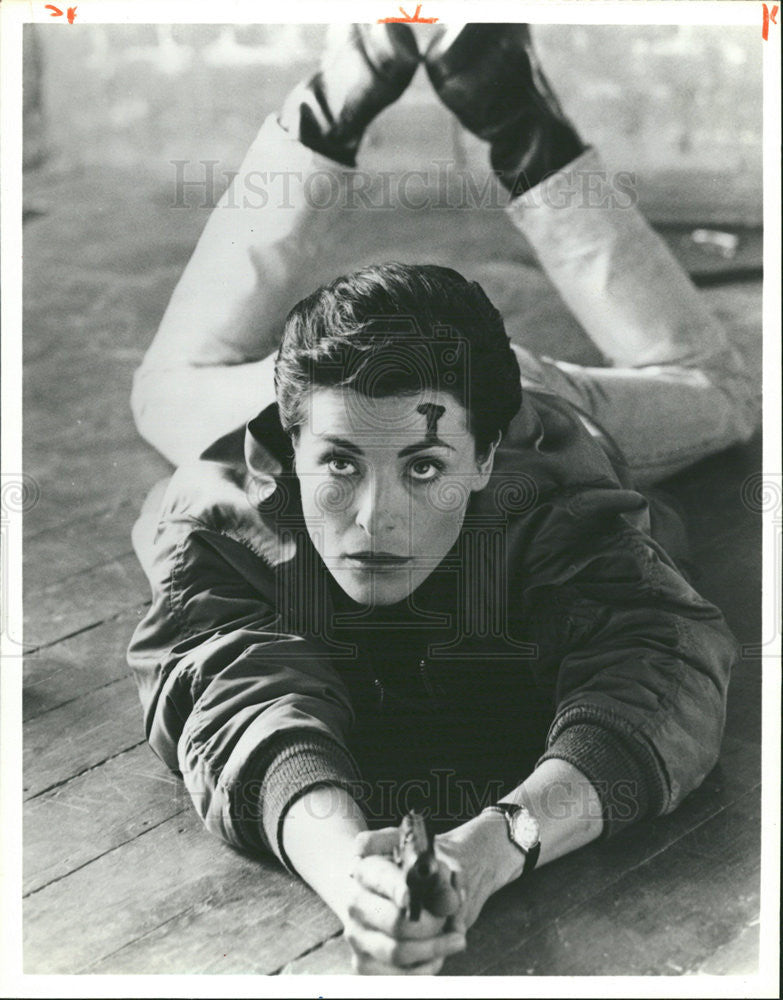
[511,808,540,851]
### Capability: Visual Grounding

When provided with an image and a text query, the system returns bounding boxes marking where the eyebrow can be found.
[321,435,456,457]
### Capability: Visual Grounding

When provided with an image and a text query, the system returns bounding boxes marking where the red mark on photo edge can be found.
[762,3,778,39]
[45,4,77,23]
[378,4,438,24]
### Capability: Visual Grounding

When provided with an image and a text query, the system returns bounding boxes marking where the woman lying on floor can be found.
[127,24,759,974]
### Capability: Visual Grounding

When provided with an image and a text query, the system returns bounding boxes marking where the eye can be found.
[408,458,443,482]
[327,456,358,477]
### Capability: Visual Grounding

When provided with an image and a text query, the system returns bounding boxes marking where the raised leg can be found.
[131,25,419,466]
[131,116,345,465]
[505,150,760,486]
[422,22,760,486]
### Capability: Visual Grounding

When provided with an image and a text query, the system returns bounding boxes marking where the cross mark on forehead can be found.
[417,402,446,439]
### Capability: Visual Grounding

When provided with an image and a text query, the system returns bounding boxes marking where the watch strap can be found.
[483,803,540,878]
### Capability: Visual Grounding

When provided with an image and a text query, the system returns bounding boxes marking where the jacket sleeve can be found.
[529,488,737,836]
[127,461,363,868]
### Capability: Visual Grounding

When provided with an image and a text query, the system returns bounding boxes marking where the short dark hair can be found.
[274,262,522,454]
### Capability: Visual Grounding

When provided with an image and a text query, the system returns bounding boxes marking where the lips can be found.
[344,551,411,568]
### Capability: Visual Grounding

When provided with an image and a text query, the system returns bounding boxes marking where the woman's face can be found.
[292,386,496,605]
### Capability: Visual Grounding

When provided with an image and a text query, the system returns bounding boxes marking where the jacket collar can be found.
[243,404,293,500]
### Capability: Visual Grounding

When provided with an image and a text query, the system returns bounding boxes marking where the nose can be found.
[354,472,404,537]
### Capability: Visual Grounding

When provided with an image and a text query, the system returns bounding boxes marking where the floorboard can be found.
[23,808,339,975]
[24,553,147,652]
[24,743,185,896]
[23,610,144,722]
[24,497,148,593]
[23,675,145,800]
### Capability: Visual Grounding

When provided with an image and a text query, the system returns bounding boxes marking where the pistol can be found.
[393,810,441,921]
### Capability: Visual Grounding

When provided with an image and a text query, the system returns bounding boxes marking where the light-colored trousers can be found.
[131,116,760,487]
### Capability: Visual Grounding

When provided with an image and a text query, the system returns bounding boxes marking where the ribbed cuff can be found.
[258,732,363,873]
[537,722,654,837]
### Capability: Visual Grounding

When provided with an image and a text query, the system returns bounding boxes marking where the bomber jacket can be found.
[128,387,737,869]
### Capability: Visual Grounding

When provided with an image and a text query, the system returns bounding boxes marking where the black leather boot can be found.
[424,23,585,195]
[279,23,420,168]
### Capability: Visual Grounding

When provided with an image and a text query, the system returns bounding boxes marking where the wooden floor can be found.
[21,162,763,976]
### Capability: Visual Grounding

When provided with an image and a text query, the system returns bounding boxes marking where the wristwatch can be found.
[482,802,541,878]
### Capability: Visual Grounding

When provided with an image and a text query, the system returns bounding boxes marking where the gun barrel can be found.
[396,810,436,920]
